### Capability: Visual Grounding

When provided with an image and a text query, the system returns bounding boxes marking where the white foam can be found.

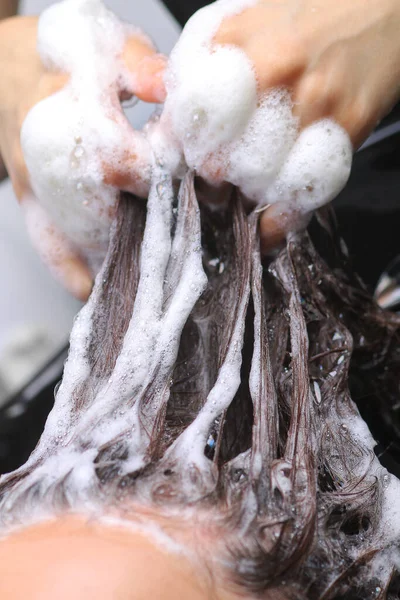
[21,0,152,272]
[22,0,353,273]
[265,119,352,211]
[156,0,353,217]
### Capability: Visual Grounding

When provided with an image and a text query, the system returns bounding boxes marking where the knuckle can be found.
[283,35,308,67]
[297,72,326,106]
[296,70,343,121]
[351,99,372,131]
[324,79,342,108]
[215,18,241,46]
[251,36,307,90]
[338,99,373,143]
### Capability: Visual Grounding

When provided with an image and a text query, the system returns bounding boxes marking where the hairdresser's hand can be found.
[215,0,400,252]
[0,15,166,300]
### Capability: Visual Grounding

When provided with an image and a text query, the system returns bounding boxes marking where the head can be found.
[0,512,240,600]
[0,176,399,599]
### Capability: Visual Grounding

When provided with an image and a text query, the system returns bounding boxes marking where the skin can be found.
[0,514,247,600]
[2,0,400,292]
[0,0,17,181]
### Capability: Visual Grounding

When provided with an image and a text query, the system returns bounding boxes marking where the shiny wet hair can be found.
[0,174,400,600]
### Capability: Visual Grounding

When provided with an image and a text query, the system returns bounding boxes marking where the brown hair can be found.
[0,174,399,599]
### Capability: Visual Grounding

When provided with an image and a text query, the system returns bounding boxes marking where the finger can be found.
[260,203,311,255]
[121,36,167,103]
[293,71,339,131]
[259,203,293,255]
[195,178,233,209]
[102,129,152,198]
[22,196,93,301]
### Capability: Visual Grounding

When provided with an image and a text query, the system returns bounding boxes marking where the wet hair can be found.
[0,173,400,599]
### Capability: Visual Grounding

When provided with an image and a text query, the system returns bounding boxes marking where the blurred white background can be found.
[0,0,180,401]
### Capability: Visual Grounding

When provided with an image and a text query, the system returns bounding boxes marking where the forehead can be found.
[0,516,210,600]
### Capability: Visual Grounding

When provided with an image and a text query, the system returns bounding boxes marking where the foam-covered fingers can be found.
[268,121,352,211]
[121,35,167,103]
[22,196,93,301]
[260,119,352,253]
[102,130,152,199]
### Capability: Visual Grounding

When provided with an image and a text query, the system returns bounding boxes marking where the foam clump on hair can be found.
[21,0,152,272]
[157,0,353,214]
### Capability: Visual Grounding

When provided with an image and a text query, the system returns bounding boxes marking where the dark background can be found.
[161,0,212,24]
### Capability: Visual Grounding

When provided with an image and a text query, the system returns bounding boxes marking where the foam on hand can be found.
[21,0,152,272]
[156,0,353,216]
[21,0,353,275]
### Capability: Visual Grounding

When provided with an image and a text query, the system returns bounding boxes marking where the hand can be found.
[214,0,400,252]
[0,15,166,300]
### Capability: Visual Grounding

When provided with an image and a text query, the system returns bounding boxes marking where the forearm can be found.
[0,1,19,180]
[0,0,18,21]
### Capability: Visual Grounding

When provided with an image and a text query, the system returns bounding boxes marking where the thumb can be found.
[22,196,93,301]
[121,36,167,103]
